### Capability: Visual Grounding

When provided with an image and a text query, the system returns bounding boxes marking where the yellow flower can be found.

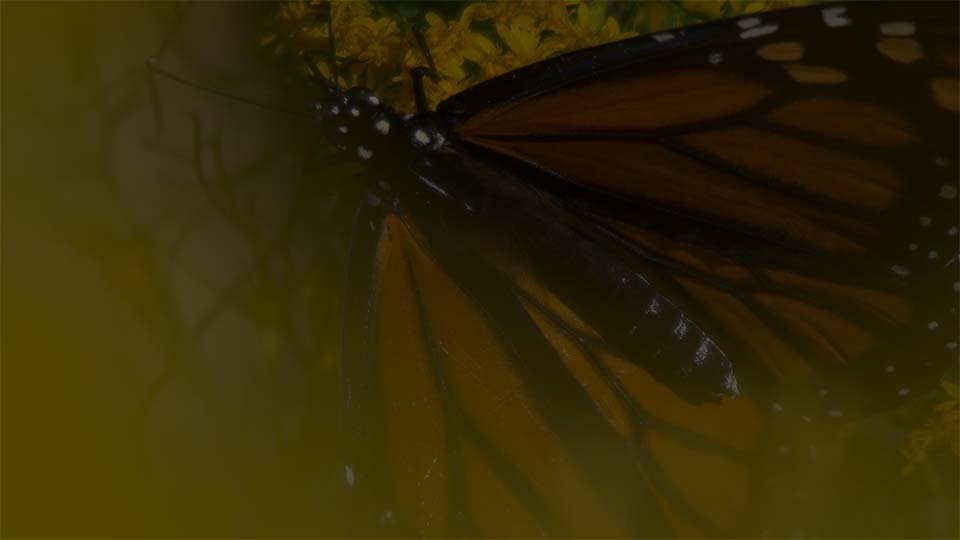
[261,1,320,56]
[386,9,499,110]
[901,379,960,475]
[943,379,958,399]
[629,1,679,33]
[727,0,809,16]
[272,1,408,89]
[262,0,706,113]
[467,1,579,35]
[348,16,402,66]
[681,0,726,19]
[577,1,607,34]
[551,1,637,52]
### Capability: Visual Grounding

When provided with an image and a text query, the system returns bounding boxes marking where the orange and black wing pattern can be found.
[340,192,766,537]
[341,2,958,537]
[441,1,959,416]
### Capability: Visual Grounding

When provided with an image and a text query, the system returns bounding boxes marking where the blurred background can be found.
[3,2,355,535]
[2,1,957,537]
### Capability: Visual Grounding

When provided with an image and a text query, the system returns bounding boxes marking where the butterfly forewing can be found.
[439,1,960,414]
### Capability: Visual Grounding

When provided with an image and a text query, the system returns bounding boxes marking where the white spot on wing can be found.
[357,145,373,160]
[928,321,940,330]
[693,339,710,365]
[891,264,911,277]
[645,297,660,315]
[724,372,740,395]
[880,22,916,36]
[367,95,380,105]
[948,226,958,236]
[898,387,911,397]
[673,318,688,338]
[947,341,958,350]
[652,32,675,42]
[929,250,939,260]
[919,216,932,226]
[345,465,355,487]
[349,107,360,117]
[738,16,762,29]
[708,51,724,64]
[909,243,918,251]
[822,6,851,28]
[329,105,340,115]
[374,119,391,135]
[337,125,348,134]
[939,184,958,199]
[740,24,779,39]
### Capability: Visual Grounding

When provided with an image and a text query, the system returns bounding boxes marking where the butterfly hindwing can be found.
[342,144,793,536]
[342,199,621,537]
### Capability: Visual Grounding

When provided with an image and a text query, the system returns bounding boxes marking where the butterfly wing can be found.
[340,178,772,537]
[341,2,958,536]
[438,1,960,415]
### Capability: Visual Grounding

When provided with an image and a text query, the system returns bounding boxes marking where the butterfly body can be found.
[294,2,960,536]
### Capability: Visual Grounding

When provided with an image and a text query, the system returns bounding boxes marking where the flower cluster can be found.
[901,379,959,476]
[261,0,806,112]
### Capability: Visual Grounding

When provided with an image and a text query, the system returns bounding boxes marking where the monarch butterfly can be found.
[149,1,959,537]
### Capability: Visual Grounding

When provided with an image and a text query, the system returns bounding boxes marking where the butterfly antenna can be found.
[327,15,339,88]
[147,58,307,119]
[410,23,439,83]
[407,21,439,113]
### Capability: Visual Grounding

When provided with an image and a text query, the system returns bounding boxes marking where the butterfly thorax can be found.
[312,86,447,168]
[311,85,480,217]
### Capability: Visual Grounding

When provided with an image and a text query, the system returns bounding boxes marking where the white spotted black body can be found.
[309,85,480,217]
